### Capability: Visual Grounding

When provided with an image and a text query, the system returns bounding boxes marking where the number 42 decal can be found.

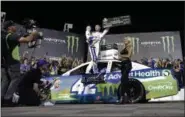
[71,78,96,95]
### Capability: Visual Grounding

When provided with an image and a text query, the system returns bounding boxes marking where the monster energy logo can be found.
[96,84,119,96]
[66,36,79,54]
[124,35,175,55]
[161,36,175,53]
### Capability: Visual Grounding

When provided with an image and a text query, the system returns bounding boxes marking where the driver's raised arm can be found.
[100,28,109,39]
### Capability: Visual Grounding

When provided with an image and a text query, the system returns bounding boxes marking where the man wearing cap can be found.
[18,60,49,106]
[85,24,109,74]
[1,20,40,106]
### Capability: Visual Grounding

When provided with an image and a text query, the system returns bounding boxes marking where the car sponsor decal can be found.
[129,69,171,78]
[147,82,174,91]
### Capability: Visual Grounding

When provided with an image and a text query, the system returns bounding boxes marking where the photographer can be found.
[1,20,40,106]
[18,60,49,106]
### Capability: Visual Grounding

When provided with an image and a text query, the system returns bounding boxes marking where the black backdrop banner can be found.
[20,28,85,60]
[87,31,183,61]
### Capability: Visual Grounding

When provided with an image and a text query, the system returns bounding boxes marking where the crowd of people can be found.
[134,57,185,87]
[20,54,84,77]
[134,57,183,69]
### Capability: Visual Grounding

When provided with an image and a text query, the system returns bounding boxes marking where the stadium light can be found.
[63,23,73,32]
[1,12,6,23]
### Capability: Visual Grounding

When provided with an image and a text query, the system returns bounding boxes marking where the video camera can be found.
[39,80,52,100]
[22,18,44,48]
[22,18,38,29]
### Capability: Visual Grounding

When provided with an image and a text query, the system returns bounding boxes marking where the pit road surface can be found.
[2,102,184,117]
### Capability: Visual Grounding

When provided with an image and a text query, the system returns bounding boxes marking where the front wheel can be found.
[117,79,145,103]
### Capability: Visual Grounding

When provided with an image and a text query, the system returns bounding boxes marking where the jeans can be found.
[1,67,9,99]
[174,71,183,88]
[120,59,132,97]
[2,63,22,101]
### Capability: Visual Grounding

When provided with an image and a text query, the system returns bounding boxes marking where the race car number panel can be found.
[71,78,97,95]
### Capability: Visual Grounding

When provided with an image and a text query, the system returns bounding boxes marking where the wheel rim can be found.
[127,81,142,102]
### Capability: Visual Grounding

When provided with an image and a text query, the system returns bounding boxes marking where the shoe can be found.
[123,94,129,104]
[128,100,134,104]
[42,101,55,106]
[118,96,124,104]
[119,93,130,104]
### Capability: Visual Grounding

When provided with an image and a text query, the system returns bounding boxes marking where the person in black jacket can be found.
[118,38,133,104]
[18,60,49,106]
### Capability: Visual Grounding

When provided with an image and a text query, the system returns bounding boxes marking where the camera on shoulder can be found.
[22,18,44,48]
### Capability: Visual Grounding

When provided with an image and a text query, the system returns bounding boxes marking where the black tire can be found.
[117,79,145,103]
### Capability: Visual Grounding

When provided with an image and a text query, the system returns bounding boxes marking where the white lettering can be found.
[148,82,173,91]
[105,74,121,80]
[133,70,161,77]
[44,37,66,44]
[141,41,161,46]
[112,20,121,24]
[129,72,134,77]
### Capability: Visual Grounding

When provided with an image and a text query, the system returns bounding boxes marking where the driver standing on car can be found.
[85,25,98,74]
[85,24,109,74]
[118,38,133,104]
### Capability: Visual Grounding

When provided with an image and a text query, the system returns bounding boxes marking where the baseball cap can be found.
[3,20,15,30]
[37,59,48,68]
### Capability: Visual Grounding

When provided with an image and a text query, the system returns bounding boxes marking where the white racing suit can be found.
[85,29,109,74]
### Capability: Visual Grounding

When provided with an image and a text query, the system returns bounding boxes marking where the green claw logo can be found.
[66,36,79,54]
[96,84,119,96]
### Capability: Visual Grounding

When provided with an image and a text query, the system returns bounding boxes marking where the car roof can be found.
[62,59,150,76]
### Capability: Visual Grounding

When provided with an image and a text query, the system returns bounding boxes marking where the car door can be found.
[68,62,110,103]
[95,61,121,102]
[104,61,122,84]
[45,64,90,102]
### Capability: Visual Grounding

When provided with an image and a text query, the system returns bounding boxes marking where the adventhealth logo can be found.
[129,69,171,78]
[162,70,171,76]
[104,69,171,81]
[104,73,121,84]
[104,73,121,80]
[130,70,160,78]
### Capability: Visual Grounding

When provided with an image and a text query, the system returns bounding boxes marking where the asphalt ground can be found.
[1,102,184,117]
